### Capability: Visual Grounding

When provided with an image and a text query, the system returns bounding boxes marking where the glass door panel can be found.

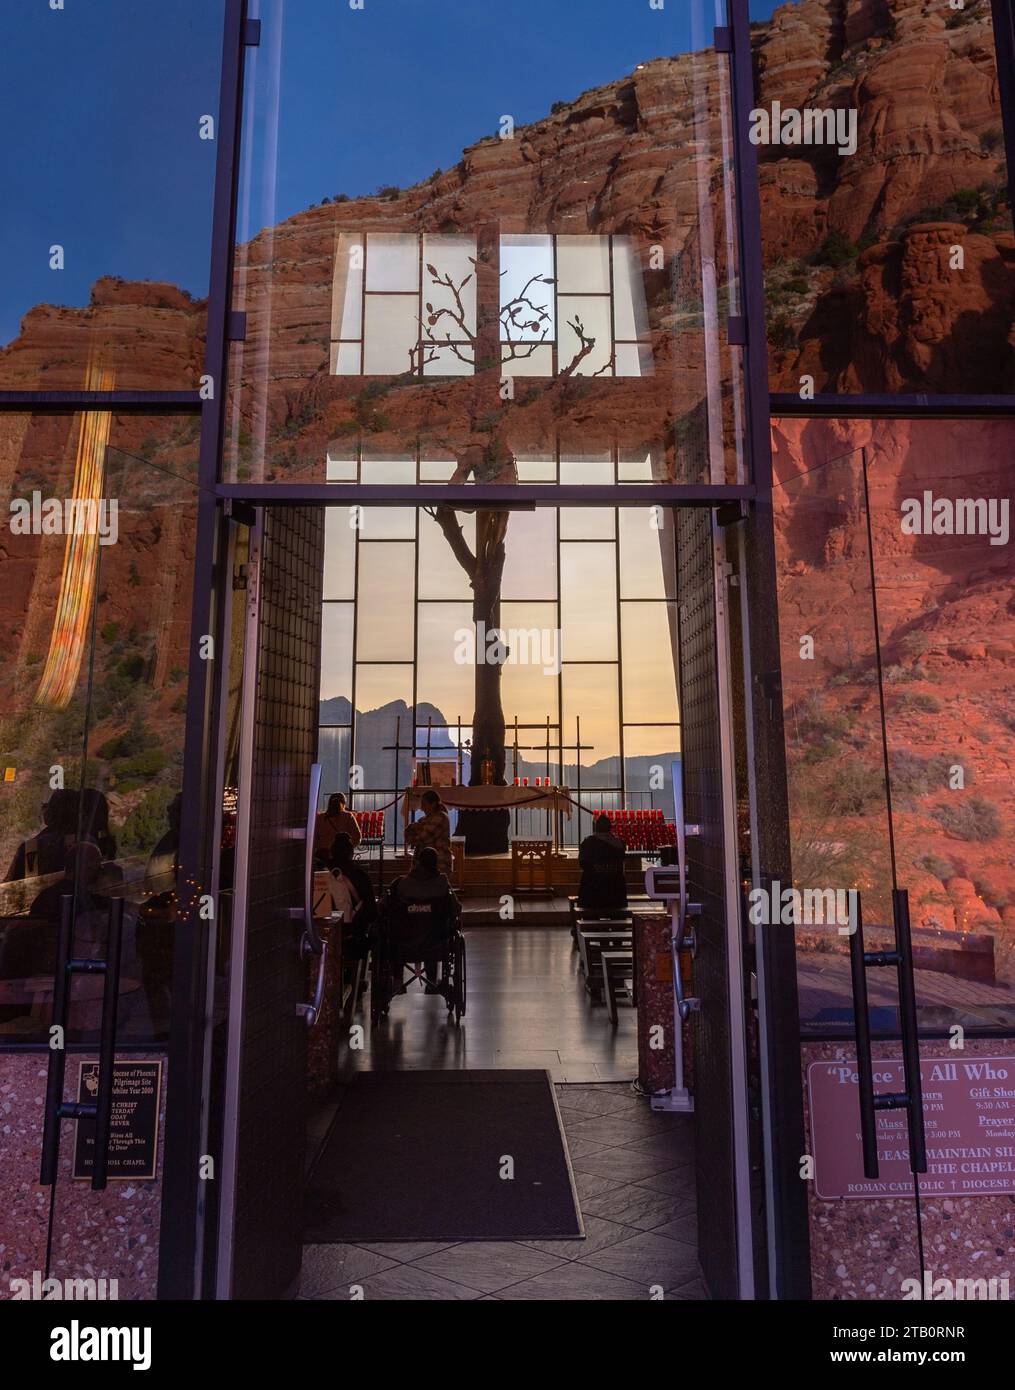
[774,447,926,1299]
[40,436,199,1298]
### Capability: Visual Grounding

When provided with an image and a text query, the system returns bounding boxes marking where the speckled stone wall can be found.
[1,1050,166,1300]
[802,1038,1015,1300]
[635,914,695,1094]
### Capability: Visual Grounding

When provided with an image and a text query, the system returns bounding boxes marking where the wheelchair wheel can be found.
[453,932,466,1025]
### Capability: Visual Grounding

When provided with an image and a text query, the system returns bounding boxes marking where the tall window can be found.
[330,232,652,379]
[331,232,478,376]
[318,501,679,846]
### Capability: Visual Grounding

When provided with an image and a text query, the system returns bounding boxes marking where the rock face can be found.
[0,278,205,392]
[756,0,1015,391]
[221,43,741,488]
[0,4,1012,970]
[2,1,1011,403]
[771,415,1015,983]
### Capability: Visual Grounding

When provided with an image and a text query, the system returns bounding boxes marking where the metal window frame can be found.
[324,501,681,843]
[157,0,251,1302]
[6,0,1014,1303]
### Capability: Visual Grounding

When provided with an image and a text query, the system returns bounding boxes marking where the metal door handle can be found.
[297,933,328,1027]
[40,896,124,1188]
[290,763,323,954]
[848,889,926,1180]
[91,898,124,1190]
[40,895,74,1185]
[670,931,700,1022]
[673,893,699,1022]
[894,889,927,1173]
[848,894,880,1179]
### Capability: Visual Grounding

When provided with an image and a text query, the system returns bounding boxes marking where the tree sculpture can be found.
[416,253,610,852]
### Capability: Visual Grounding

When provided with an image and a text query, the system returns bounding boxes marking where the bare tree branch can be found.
[430,504,477,583]
[557,314,597,378]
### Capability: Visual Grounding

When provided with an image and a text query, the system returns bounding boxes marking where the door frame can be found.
[212,509,263,1298]
[171,490,790,1299]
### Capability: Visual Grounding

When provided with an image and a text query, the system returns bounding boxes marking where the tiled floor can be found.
[302,927,704,1299]
[300,1081,706,1300]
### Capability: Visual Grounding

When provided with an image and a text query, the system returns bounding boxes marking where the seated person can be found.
[577,814,628,914]
[328,831,376,936]
[389,846,459,995]
[313,793,361,867]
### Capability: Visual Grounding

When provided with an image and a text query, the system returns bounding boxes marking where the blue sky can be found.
[0,2,223,345]
[241,0,726,237]
[0,0,790,345]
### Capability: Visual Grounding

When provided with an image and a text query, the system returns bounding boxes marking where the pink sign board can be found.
[808,1058,1015,1200]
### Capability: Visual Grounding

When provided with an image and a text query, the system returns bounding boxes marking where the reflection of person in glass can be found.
[137,794,181,1037]
[20,843,112,986]
[79,789,124,891]
[28,841,110,923]
[0,842,108,996]
[4,788,79,882]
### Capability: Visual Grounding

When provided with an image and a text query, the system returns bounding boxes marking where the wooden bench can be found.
[569,898,632,943]
[601,949,636,1024]
[577,924,634,999]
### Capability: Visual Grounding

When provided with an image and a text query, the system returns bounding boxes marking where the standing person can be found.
[313,792,361,866]
[577,813,628,913]
[404,789,452,876]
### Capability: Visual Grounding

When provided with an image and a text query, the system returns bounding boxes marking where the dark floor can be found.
[336,925,639,1083]
[302,927,705,1300]
[301,1082,701,1300]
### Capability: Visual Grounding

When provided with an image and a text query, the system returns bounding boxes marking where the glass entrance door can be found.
[0,422,199,1299]
[773,447,928,1300]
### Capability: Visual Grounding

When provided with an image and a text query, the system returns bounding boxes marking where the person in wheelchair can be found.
[389,846,459,994]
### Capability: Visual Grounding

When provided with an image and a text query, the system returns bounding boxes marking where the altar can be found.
[402,783,573,860]
[402,784,573,819]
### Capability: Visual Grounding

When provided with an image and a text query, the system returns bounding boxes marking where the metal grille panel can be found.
[232,506,325,1299]
[677,507,738,1300]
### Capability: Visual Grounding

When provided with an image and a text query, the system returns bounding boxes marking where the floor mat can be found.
[304,1070,583,1242]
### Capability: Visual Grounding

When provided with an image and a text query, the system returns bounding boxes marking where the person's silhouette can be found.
[4,788,79,882]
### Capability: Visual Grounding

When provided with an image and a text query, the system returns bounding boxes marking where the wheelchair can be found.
[369,889,466,1026]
